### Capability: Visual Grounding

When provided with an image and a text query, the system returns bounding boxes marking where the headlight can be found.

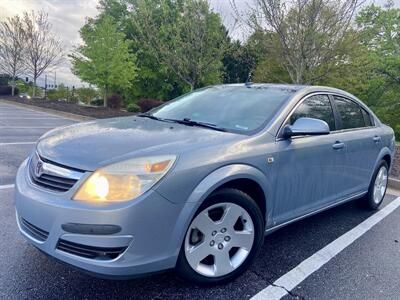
[73,155,176,203]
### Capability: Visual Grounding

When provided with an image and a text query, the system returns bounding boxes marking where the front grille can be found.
[20,217,49,242]
[57,239,127,260]
[29,153,84,192]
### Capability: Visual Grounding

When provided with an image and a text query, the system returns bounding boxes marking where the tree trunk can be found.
[11,78,15,96]
[103,89,107,107]
[32,77,36,98]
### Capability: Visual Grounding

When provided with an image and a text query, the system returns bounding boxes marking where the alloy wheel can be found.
[373,165,388,204]
[184,202,255,277]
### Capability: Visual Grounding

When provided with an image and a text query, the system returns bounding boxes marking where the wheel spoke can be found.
[373,186,379,202]
[231,231,254,250]
[378,169,383,182]
[221,204,243,228]
[380,186,385,197]
[214,251,234,276]
[192,211,215,234]
[186,241,210,266]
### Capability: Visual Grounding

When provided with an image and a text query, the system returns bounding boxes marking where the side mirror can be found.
[283,117,330,138]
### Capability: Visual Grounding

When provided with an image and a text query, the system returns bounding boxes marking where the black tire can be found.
[363,160,389,210]
[176,188,265,285]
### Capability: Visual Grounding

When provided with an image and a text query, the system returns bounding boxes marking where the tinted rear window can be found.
[334,96,365,129]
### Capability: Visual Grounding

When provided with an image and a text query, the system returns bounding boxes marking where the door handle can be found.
[373,136,381,143]
[332,141,345,150]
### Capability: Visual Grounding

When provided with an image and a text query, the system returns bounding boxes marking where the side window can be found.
[290,94,335,131]
[334,96,365,129]
[361,108,374,127]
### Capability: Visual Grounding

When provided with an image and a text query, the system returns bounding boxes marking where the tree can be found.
[234,0,364,84]
[75,87,99,105]
[23,11,63,98]
[357,3,400,88]
[355,4,400,138]
[0,15,25,96]
[96,0,188,102]
[70,16,138,107]
[131,0,227,90]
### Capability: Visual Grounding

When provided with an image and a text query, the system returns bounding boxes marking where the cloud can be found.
[0,0,99,87]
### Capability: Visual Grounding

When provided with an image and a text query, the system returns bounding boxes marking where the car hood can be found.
[36,116,240,171]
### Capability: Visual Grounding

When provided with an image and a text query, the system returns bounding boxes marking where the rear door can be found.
[331,95,381,195]
[273,94,347,224]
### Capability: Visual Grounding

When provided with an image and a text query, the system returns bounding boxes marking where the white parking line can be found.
[0,142,36,146]
[0,184,14,190]
[251,196,400,300]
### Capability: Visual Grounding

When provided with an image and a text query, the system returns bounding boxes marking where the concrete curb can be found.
[0,99,95,121]
[389,177,400,191]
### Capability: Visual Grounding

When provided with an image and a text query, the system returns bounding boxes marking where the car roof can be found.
[217,83,359,101]
[220,83,350,93]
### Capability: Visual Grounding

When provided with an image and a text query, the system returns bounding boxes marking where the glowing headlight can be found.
[73,155,176,203]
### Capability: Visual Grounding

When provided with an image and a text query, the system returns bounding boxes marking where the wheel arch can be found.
[185,164,272,226]
[370,147,393,183]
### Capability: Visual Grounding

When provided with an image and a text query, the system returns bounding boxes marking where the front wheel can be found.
[364,160,389,210]
[176,188,264,285]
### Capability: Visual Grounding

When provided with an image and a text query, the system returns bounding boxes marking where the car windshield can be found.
[151,85,295,133]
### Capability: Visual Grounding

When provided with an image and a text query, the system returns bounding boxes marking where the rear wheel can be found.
[176,188,264,285]
[364,160,389,210]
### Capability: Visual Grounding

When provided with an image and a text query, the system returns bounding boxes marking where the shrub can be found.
[137,98,163,112]
[107,93,122,109]
[0,85,19,95]
[127,103,141,113]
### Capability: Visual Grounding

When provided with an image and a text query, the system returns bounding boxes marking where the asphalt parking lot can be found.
[1,101,400,300]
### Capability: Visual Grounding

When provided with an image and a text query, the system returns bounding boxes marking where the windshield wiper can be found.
[166,118,227,132]
[137,113,165,122]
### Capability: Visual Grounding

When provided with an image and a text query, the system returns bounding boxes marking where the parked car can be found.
[15,84,395,284]
[19,92,31,99]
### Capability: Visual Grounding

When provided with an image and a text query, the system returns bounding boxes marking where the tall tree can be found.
[357,3,400,88]
[96,0,189,101]
[0,15,25,96]
[131,0,227,90]
[355,3,400,138]
[234,0,364,84]
[23,11,63,98]
[70,16,138,107]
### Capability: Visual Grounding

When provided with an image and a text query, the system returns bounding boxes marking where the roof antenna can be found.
[245,72,252,87]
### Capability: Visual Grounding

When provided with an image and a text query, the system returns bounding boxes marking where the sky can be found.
[0,0,397,88]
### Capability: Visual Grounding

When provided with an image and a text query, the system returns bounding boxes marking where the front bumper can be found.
[14,158,198,278]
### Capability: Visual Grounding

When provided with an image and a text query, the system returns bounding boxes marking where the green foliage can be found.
[355,4,400,139]
[15,79,28,93]
[47,83,70,101]
[95,0,189,102]
[74,87,99,105]
[72,1,399,138]
[126,102,140,113]
[130,0,226,90]
[70,16,138,106]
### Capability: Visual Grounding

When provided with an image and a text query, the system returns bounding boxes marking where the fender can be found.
[186,164,273,223]
[165,164,273,263]
[370,146,393,183]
